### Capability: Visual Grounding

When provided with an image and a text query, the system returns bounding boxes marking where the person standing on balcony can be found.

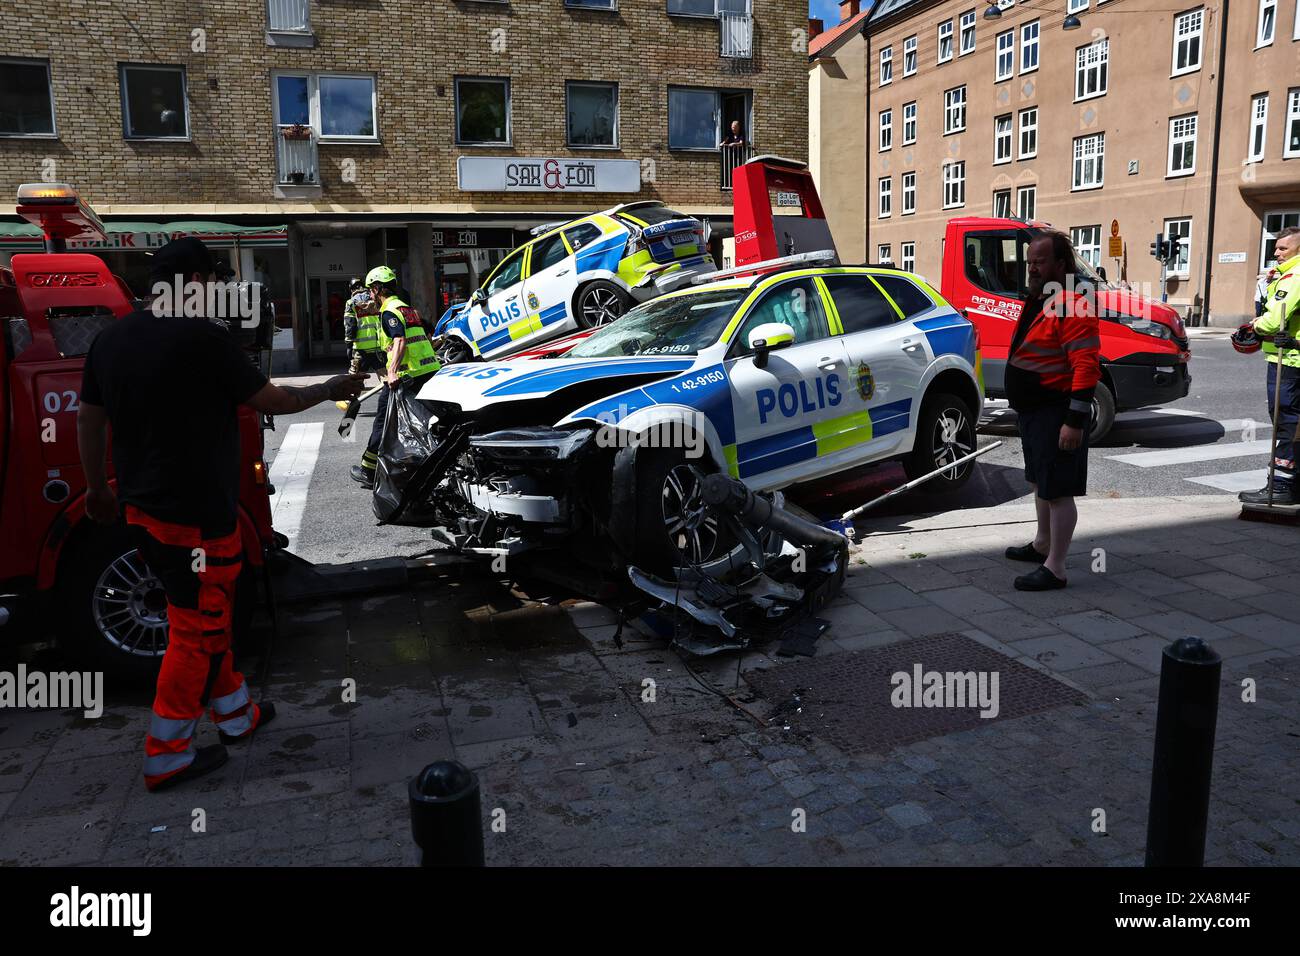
[720,120,747,148]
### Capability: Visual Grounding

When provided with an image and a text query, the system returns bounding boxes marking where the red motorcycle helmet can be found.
[1231,323,1261,353]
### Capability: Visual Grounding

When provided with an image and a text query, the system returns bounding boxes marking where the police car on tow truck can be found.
[407,252,984,574]
[433,202,712,363]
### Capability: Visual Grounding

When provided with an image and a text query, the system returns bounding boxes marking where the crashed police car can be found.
[433,202,713,364]
[388,251,983,577]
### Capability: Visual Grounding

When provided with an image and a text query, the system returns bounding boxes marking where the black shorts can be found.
[1019,403,1089,499]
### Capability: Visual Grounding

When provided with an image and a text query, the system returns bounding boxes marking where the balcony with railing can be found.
[720,143,755,190]
[275,124,320,198]
[266,0,314,46]
[719,11,754,60]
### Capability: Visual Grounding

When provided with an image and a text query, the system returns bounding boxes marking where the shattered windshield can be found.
[567,288,746,358]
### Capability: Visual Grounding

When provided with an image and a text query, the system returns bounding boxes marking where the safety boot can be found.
[147,744,228,793]
[1240,479,1297,505]
[350,465,375,489]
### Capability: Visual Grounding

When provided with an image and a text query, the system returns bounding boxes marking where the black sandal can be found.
[1014,566,1067,591]
[1005,542,1048,563]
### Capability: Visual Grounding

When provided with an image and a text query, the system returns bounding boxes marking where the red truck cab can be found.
[0,184,277,681]
[940,217,1191,439]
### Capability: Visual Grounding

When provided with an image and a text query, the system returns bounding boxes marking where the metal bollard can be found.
[409,760,485,867]
[1144,636,1222,867]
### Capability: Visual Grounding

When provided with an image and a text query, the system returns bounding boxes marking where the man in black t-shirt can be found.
[77,237,364,792]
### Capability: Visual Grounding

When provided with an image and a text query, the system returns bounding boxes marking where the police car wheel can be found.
[905,392,977,492]
[575,281,630,330]
[632,449,735,573]
[1088,382,1116,444]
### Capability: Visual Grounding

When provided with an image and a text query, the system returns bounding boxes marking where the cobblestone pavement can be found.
[0,494,1296,866]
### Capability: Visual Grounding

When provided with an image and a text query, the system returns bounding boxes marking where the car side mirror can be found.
[748,321,794,369]
[471,287,488,306]
[1097,266,1108,283]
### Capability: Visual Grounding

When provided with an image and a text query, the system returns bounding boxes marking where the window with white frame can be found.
[1075,39,1109,101]
[903,35,918,76]
[944,85,966,134]
[994,114,1013,163]
[1018,107,1038,158]
[1068,0,1088,12]
[902,171,917,214]
[1070,225,1102,268]
[878,244,893,263]
[455,76,509,144]
[0,58,56,136]
[880,47,893,86]
[959,10,977,55]
[1286,88,1300,158]
[1249,94,1269,162]
[1172,8,1203,75]
[1167,114,1197,176]
[1262,211,1300,268]
[1072,132,1105,189]
[879,109,893,151]
[1257,0,1277,46]
[902,101,917,144]
[879,177,893,218]
[121,64,190,139]
[1295,0,1300,39]
[996,30,1014,81]
[943,161,966,208]
[1017,185,1036,220]
[901,242,916,272]
[1021,20,1040,73]
[993,189,1012,218]
[1164,218,1192,275]
[938,20,954,62]
[268,0,311,32]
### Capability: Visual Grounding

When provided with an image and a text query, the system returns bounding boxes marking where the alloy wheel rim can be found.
[661,464,721,565]
[583,288,623,326]
[932,406,974,481]
[91,550,169,657]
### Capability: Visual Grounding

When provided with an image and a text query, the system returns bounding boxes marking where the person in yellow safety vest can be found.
[350,265,441,489]
[342,277,384,376]
[1242,226,1300,505]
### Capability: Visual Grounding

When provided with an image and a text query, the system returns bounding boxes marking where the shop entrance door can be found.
[308,276,352,359]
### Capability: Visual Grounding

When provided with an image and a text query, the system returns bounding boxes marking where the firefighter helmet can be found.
[365,265,397,287]
[1231,324,1261,354]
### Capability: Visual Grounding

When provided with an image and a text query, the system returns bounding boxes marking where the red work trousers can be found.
[125,506,262,790]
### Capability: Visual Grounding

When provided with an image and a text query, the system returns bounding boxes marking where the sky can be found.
[810,0,866,23]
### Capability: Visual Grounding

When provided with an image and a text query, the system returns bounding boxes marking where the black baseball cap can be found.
[148,236,233,283]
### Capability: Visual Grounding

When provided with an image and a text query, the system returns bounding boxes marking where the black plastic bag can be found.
[372,380,441,524]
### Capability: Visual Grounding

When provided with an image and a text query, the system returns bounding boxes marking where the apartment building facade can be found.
[0,0,807,365]
[810,0,1300,325]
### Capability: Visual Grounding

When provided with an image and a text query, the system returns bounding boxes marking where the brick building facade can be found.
[0,0,808,364]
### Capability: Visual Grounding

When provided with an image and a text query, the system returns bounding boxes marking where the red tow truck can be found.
[0,184,278,681]
[940,217,1191,440]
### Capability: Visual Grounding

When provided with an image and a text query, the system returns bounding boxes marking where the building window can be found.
[667,0,719,14]
[938,20,954,63]
[1257,0,1277,46]
[902,101,917,144]
[667,86,749,150]
[1262,211,1300,268]
[901,242,916,272]
[1168,114,1198,176]
[878,244,893,264]
[879,109,893,151]
[1017,184,1036,220]
[1070,225,1102,268]
[902,171,917,214]
[880,47,893,86]
[944,85,966,134]
[267,0,310,32]
[993,189,1012,218]
[1164,218,1192,275]
[959,10,977,55]
[0,58,56,137]
[456,77,509,144]
[1068,0,1089,12]
[567,81,617,147]
[1020,20,1040,73]
[994,114,1013,164]
[1285,88,1300,158]
[879,177,893,218]
[995,30,1014,81]
[1072,132,1105,190]
[1018,107,1038,158]
[1075,39,1109,101]
[943,161,966,208]
[274,72,379,143]
[120,64,189,139]
[903,35,918,76]
[568,0,617,7]
[1249,94,1269,162]
[1172,8,1204,75]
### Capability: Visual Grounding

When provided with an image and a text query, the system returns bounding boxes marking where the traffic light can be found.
[1150,234,1167,260]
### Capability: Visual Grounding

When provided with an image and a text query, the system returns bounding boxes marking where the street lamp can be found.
[1063,13,1082,28]
[983,3,1002,19]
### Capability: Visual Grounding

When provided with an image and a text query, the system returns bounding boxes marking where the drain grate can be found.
[745,632,1087,755]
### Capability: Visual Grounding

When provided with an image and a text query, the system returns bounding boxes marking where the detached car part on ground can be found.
[433,202,713,364]
[388,258,984,578]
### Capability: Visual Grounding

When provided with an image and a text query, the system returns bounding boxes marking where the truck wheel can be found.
[574,281,630,330]
[632,447,735,575]
[904,392,978,493]
[1089,383,1116,444]
[55,521,254,688]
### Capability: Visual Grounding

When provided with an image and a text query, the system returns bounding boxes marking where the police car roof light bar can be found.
[689,250,839,286]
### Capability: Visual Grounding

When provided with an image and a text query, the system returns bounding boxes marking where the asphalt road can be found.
[267,330,1275,568]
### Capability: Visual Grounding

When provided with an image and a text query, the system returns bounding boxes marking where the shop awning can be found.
[0,220,287,251]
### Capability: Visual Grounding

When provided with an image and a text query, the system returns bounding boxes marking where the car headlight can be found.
[1113,314,1173,340]
[469,427,594,462]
